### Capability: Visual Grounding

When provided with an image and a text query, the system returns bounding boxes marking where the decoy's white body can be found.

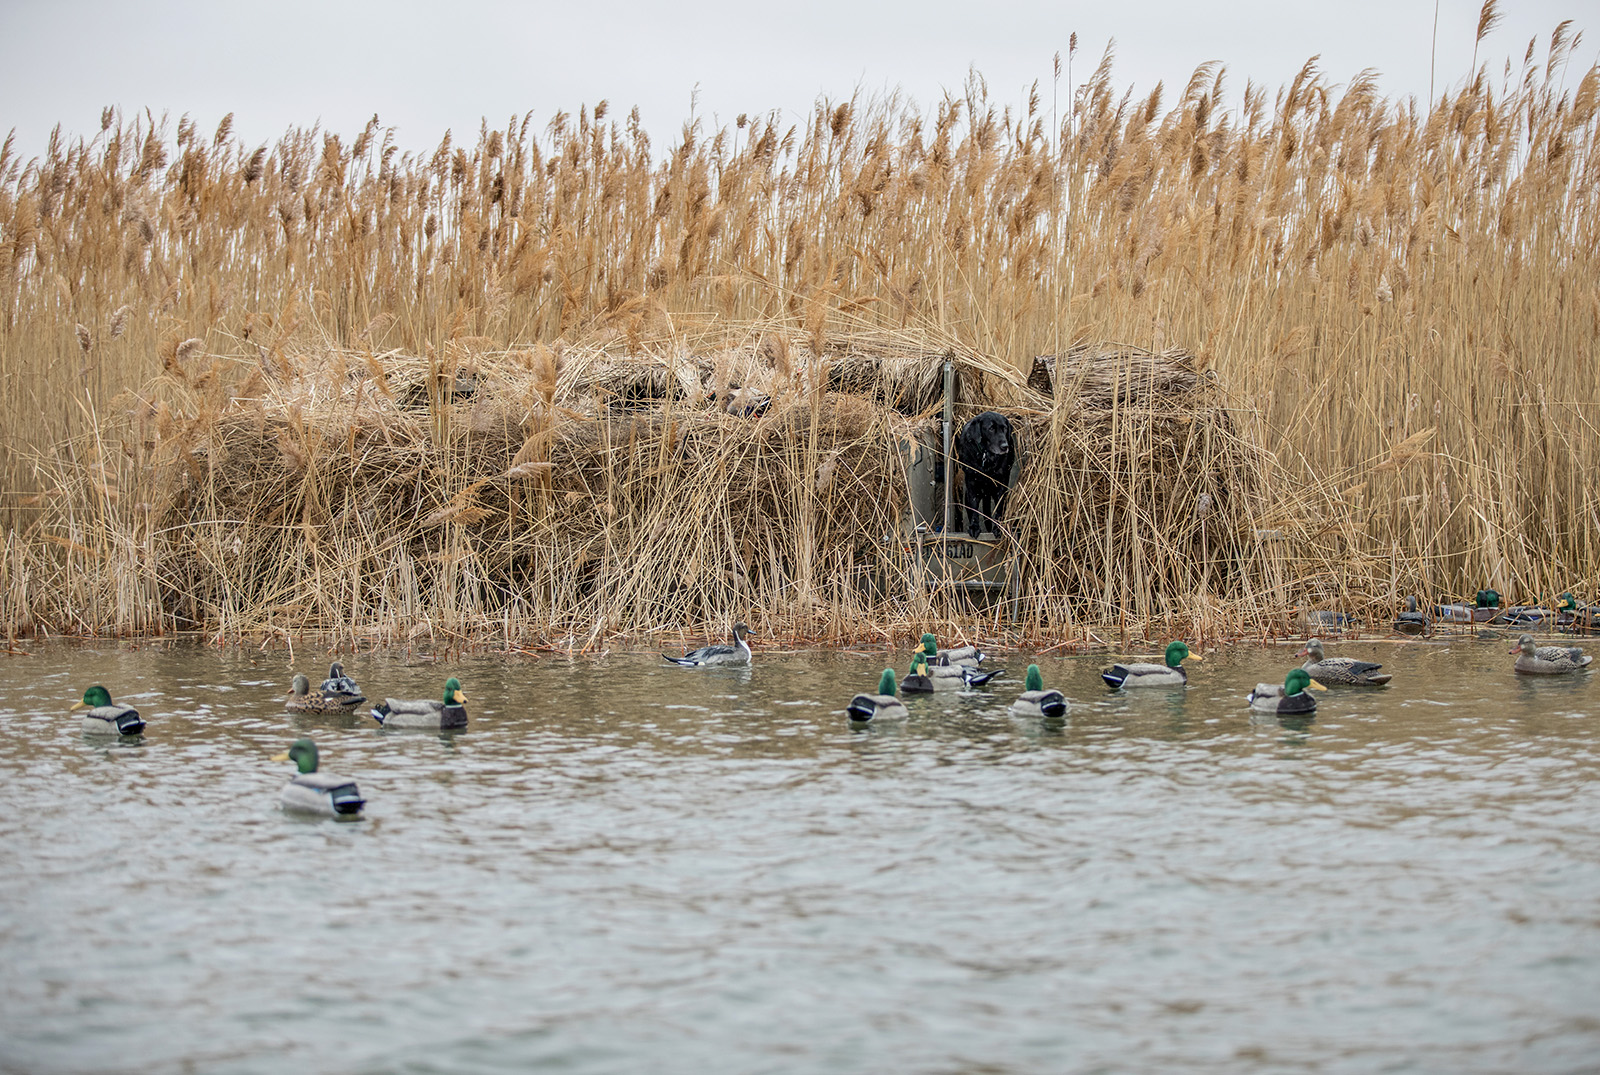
[281,771,366,817]
[78,705,145,736]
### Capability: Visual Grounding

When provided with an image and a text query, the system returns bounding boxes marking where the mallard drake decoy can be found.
[1500,594,1599,629]
[285,672,367,714]
[663,623,752,666]
[901,651,1001,692]
[1297,638,1393,686]
[371,677,468,729]
[1246,668,1320,715]
[847,669,908,724]
[272,738,365,817]
[68,685,145,736]
[918,633,986,668]
[1101,641,1201,689]
[1510,633,1592,674]
[900,652,936,694]
[1010,664,1069,723]
[1550,592,1600,629]
[1436,588,1502,624]
[1394,595,1429,635]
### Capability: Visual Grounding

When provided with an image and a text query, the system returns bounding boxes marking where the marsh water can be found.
[2,636,1598,1074]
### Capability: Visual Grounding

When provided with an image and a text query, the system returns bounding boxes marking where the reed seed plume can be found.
[2,27,1597,644]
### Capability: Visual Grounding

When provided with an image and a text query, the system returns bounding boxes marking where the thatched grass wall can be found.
[1,326,1308,645]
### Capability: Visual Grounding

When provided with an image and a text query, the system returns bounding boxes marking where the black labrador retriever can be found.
[955,411,1016,534]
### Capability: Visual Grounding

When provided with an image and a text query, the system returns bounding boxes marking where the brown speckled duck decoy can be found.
[1298,638,1393,686]
[1510,634,1592,675]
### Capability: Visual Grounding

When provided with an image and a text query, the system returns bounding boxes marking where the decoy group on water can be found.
[59,590,1597,816]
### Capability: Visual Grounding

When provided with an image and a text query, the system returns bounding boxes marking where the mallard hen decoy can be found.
[663,623,752,666]
[1510,633,1592,675]
[1101,641,1201,689]
[847,669,908,724]
[1246,668,1320,715]
[272,738,365,817]
[68,685,145,736]
[1010,664,1069,723]
[1297,638,1393,686]
[285,672,367,714]
[371,677,468,729]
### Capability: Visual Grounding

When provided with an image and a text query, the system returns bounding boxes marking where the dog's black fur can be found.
[955,411,1016,534]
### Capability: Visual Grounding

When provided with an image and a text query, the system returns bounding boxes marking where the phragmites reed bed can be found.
[3,21,1598,644]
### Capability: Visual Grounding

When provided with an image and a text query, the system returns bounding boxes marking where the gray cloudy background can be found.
[1,0,1594,158]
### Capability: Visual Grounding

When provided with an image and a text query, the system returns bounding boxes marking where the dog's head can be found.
[965,411,1012,461]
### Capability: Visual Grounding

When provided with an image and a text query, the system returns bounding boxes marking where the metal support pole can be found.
[941,359,955,534]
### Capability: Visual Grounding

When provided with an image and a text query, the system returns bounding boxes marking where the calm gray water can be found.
[2,636,1598,1074]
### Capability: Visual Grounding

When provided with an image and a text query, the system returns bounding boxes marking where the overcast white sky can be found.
[1,0,1594,161]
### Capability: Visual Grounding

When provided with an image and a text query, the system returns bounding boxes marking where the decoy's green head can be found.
[443,677,466,705]
[1560,592,1577,610]
[1025,664,1043,692]
[1164,641,1199,668]
[1283,668,1312,697]
[908,652,928,677]
[920,633,938,657]
[272,738,319,773]
[878,668,898,695]
[71,685,113,711]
